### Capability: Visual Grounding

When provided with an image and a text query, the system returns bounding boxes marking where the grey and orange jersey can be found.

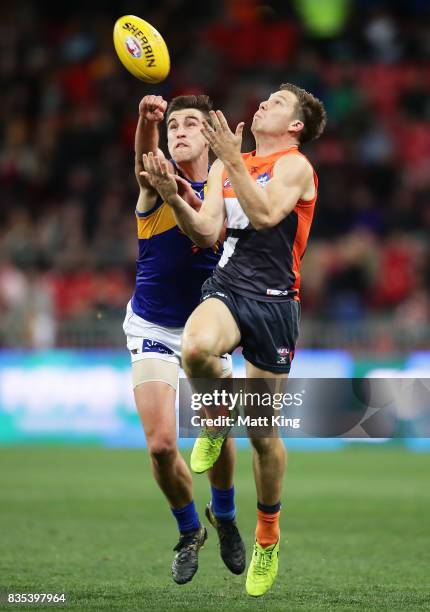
[214,146,318,302]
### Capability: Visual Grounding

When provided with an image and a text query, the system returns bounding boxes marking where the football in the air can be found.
[113,15,170,83]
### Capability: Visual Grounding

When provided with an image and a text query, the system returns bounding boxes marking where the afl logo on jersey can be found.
[256,172,270,187]
[125,36,142,58]
[223,177,232,188]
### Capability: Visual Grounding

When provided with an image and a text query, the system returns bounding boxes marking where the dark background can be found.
[1,0,429,351]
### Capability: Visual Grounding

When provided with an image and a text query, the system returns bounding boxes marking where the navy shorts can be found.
[201,277,300,374]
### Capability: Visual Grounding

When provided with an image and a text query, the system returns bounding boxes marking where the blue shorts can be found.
[201,277,300,374]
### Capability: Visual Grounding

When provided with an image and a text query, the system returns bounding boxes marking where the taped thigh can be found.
[132,357,179,390]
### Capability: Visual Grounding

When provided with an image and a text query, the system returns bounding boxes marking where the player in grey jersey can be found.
[142,83,326,597]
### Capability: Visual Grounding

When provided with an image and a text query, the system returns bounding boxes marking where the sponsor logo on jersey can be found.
[266,288,290,296]
[125,36,142,58]
[203,291,227,300]
[142,339,174,354]
[256,172,270,186]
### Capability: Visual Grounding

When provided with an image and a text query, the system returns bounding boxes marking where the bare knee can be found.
[182,333,214,376]
[148,436,177,465]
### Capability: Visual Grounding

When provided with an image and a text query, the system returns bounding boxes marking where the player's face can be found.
[251,90,302,138]
[167,109,208,163]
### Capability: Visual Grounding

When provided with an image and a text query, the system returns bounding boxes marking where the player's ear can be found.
[288,119,304,134]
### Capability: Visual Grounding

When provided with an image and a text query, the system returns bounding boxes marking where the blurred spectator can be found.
[363,8,403,63]
[0,0,429,348]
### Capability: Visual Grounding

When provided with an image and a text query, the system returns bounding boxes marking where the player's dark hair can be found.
[280,83,327,144]
[166,95,213,123]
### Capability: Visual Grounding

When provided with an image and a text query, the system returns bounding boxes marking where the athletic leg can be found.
[184,298,238,472]
[245,361,287,596]
[183,298,245,572]
[245,363,287,507]
[182,297,240,377]
[133,359,206,585]
[208,437,235,490]
[134,376,192,509]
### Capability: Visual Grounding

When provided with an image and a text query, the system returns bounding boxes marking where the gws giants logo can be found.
[125,36,142,58]
[256,172,270,187]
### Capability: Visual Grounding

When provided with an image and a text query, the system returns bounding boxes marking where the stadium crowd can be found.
[0,0,429,348]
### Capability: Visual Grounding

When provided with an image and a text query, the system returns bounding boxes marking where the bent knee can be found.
[182,334,214,368]
[148,437,177,462]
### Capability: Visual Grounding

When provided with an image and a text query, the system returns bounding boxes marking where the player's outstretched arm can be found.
[135,95,172,213]
[141,155,225,247]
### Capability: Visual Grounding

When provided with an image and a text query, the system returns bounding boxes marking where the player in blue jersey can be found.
[141,85,326,597]
[123,95,245,585]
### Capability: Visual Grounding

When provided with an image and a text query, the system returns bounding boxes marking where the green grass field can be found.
[0,446,429,611]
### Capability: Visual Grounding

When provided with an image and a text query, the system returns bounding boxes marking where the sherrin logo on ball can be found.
[113,15,170,83]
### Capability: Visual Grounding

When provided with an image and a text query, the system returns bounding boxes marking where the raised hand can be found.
[141,152,179,201]
[201,110,244,164]
[139,95,168,123]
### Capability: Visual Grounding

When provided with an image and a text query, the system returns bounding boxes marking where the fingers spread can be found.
[142,153,152,172]
[202,120,212,132]
[153,154,162,174]
[216,110,230,131]
[201,121,214,143]
[209,110,221,131]
[143,152,167,176]
[160,160,169,175]
[145,152,156,174]
[235,122,245,136]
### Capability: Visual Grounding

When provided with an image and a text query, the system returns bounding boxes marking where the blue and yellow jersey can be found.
[131,168,221,327]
